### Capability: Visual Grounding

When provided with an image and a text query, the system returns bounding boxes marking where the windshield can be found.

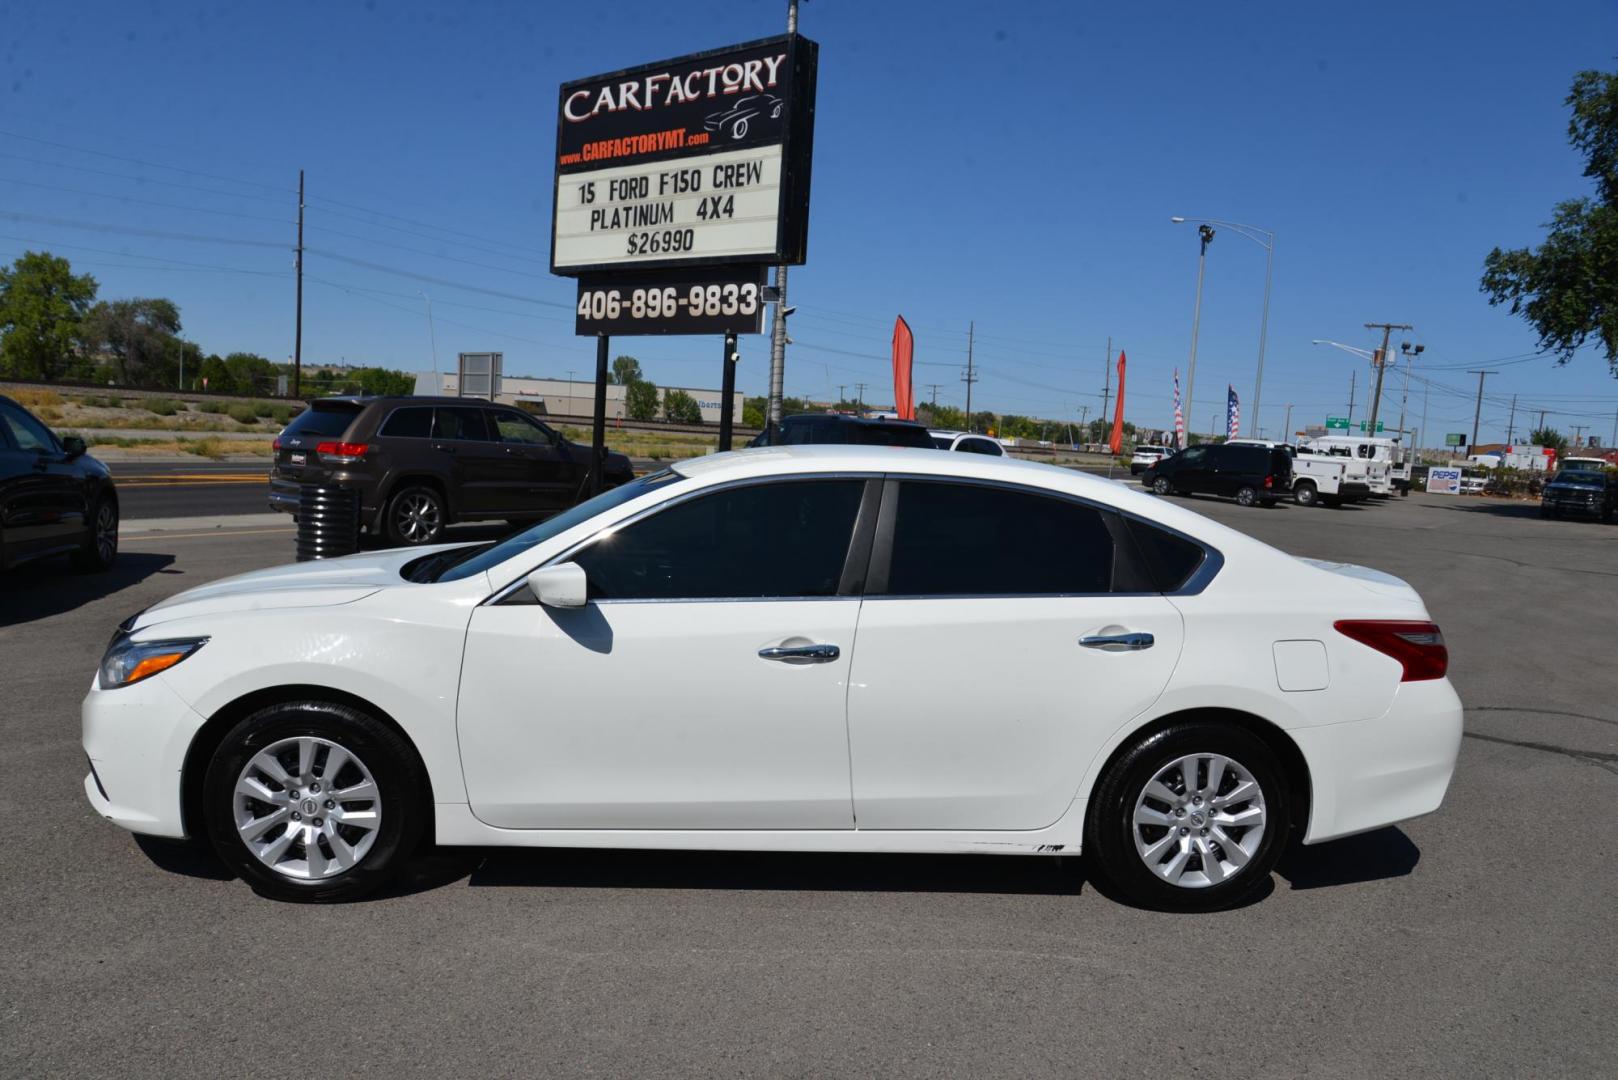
[1551,471,1604,485]
[433,470,684,583]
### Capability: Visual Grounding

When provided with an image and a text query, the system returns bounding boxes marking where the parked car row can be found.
[1138,438,1388,510]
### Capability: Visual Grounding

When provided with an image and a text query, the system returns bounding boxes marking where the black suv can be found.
[1,393,118,571]
[750,413,936,448]
[269,397,634,545]
[1139,442,1293,507]
[1540,469,1615,521]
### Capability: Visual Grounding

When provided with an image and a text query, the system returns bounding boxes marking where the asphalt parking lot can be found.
[2,489,1614,1077]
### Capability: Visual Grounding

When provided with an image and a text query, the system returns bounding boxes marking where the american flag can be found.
[1173,369,1185,449]
[1226,385,1241,439]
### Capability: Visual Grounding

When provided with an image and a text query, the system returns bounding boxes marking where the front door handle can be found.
[758,643,840,663]
[1080,632,1155,652]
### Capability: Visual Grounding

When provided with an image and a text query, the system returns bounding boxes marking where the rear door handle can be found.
[758,644,840,663]
[1080,632,1155,652]
[432,442,457,454]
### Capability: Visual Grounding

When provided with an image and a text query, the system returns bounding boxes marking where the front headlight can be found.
[98,637,209,690]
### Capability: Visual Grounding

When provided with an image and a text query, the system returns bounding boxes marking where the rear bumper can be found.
[81,674,205,839]
[1293,678,1463,844]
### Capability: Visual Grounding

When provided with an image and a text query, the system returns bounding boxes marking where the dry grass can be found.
[9,387,65,408]
[85,434,274,457]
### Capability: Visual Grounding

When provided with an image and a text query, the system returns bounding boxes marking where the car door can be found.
[456,476,876,829]
[1165,445,1210,492]
[845,478,1185,831]
[430,406,505,515]
[486,409,579,512]
[0,400,82,550]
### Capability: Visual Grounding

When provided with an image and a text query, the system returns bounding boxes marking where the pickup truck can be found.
[1226,439,1371,507]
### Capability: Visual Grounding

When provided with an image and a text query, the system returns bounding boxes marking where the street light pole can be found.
[418,290,439,382]
[1177,223,1214,450]
[1173,217,1274,436]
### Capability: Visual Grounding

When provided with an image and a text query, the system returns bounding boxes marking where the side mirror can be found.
[526,563,588,609]
[61,435,87,459]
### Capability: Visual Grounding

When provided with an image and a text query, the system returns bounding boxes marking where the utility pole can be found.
[1505,394,1517,446]
[923,383,943,408]
[962,320,978,431]
[765,0,800,432]
[1571,424,1588,448]
[1611,407,1617,449]
[1099,336,1112,426]
[854,382,867,412]
[1283,403,1293,440]
[1363,322,1412,432]
[1537,409,1547,432]
[1078,404,1090,436]
[293,168,304,399]
[1347,369,1357,426]
[836,384,845,406]
[1420,380,1429,462]
[1467,369,1498,447]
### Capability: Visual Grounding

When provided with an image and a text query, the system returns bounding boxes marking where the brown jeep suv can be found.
[269,396,634,545]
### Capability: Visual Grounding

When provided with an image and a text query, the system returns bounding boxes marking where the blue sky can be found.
[4,0,1617,445]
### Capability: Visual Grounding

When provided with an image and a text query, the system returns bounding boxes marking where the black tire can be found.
[1541,506,1555,519]
[1293,481,1318,508]
[1235,485,1259,507]
[1084,721,1291,912]
[202,700,427,903]
[1322,495,1342,508]
[73,494,118,572]
[384,484,445,546]
[1152,477,1173,496]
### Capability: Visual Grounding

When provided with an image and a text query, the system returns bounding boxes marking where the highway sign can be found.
[1358,420,1385,433]
[1445,433,1466,447]
[551,35,819,275]
[1325,417,1349,430]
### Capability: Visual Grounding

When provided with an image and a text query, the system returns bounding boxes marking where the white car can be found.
[929,430,1004,456]
[1130,445,1169,474]
[83,446,1462,911]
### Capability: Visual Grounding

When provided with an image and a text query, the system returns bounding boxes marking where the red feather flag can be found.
[1108,350,1127,453]
[891,316,915,420]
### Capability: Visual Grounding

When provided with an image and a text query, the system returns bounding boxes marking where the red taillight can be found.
[1333,620,1448,681]
[1264,474,1274,489]
[272,437,282,451]
[315,441,368,461]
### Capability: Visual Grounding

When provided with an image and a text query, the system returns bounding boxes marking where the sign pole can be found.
[591,333,609,497]
[719,330,739,452]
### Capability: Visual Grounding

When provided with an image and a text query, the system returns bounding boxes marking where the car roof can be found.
[782,413,925,428]
[312,395,510,407]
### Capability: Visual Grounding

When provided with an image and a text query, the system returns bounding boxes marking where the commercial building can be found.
[412,372,742,424]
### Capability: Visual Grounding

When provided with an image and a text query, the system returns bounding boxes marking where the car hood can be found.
[129,542,477,631]
[1545,480,1604,492]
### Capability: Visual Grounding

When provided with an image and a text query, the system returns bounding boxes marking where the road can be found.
[105,459,271,519]
[2,491,1614,1076]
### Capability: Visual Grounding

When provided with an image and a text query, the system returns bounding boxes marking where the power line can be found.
[0,129,293,195]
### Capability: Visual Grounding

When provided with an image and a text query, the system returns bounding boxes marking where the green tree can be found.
[78,298,181,386]
[0,251,98,380]
[1481,68,1618,373]
[1530,426,1569,453]
[198,353,230,392]
[625,378,659,420]
[742,395,766,427]
[222,352,277,395]
[350,366,415,397]
[610,355,643,385]
[663,387,703,423]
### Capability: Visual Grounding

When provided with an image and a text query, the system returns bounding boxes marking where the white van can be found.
[1298,435,1408,496]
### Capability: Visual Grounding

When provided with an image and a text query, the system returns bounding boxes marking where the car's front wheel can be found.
[385,485,445,545]
[1084,721,1290,912]
[1235,485,1259,507]
[202,701,427,902]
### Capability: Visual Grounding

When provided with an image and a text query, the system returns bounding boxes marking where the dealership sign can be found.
[576,265,766,336]
[551,34,818,277]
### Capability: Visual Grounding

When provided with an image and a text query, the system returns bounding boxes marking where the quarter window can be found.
[379,407,434,438]
[572,479,865,600]
[880,481,1115,595]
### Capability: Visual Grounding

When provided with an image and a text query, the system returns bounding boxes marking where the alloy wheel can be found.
[1131,752,1267,889]
[395,492,441,543]
[94,500,118,563]
[233,736,382,881]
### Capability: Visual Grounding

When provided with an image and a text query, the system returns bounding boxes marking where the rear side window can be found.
[859,424,934,449]
[572,479,865,600]
[433,407,490,441]
[379,407,433,438]
[956,437,1002,456]
[283,403,361,438]
[1124,517,1209,591]
[879,481,1114,595]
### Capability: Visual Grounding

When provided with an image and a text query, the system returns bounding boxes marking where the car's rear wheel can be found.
[1293,481,1318,507]
[1152,477,1173,496]
[202,701,426,903]
[73,495,118,572]
[1085,722,1290,912]
[1235,485,1259,507]
[385,485,444,545]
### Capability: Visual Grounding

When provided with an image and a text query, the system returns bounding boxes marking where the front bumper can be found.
[1542,493,1605,517]
[1292,677,1464,844]
[81,673,206,839]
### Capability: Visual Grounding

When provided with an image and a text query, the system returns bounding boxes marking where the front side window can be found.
[879,481,1114,596]
[572,479,865,600]
[492,411,552,446]
[0,403,56,452]
[1176,446,1207,465]
[958,437,1002,456]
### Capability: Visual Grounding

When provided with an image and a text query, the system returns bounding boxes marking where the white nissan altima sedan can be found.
[83,446,1462,910]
